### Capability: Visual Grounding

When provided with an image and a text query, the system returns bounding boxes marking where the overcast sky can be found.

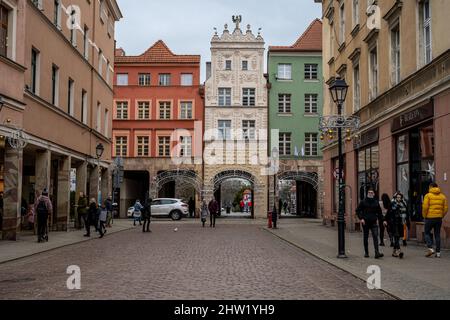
[115,0,322,81]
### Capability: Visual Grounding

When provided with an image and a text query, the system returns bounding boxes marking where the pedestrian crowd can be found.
[356,183,448,259]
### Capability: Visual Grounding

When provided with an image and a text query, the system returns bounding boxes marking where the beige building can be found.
[316,0,450,245]
[0,0,122,240]
[204,17,269,218]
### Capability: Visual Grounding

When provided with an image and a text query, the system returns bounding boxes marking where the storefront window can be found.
[357,145,379,202]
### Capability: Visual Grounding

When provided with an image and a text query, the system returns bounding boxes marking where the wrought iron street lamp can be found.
[319,77,359,259]
[96,143,104,205]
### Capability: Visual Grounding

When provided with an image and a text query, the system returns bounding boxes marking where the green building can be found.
[267,19,324,218]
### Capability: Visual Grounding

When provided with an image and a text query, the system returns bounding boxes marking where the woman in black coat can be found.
[85,198,99,237]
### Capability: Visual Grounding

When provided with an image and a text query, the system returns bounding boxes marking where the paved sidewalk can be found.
[0,219,133,264]
[266,219,450,300]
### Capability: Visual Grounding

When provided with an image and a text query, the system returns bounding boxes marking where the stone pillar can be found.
[35,150,51,194]
[89,164,99,204]
[101,167,111,205]
[2,146,23,240]
[74,161,87,229]
[57,156,71,231]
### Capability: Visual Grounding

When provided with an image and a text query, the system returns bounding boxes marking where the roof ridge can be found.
[291,18,322,48]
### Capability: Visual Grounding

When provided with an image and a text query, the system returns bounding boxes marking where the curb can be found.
[0,225,134,265]
[262,227,401,300]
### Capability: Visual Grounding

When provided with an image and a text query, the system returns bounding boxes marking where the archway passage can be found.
[278,172,319,218]
[155,170,202,217]
[212,170,256,218]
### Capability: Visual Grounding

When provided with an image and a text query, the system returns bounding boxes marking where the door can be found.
[151,199,163,216]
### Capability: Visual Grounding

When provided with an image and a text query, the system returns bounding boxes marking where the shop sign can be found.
[354,128,379,150]
[392,101,434,132]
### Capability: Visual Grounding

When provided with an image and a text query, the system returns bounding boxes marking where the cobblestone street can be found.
[0,220,391,300]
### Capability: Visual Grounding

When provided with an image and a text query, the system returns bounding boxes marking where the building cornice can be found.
[106,0,123,21]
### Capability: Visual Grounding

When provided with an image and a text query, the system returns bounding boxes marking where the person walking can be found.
[188,197,195,218]
[34,189,53,243]
[105,196,113,228]
[423,183,448,258]
[380,193,394,247]
[378,194,389,247]
[208,197,219,228]
[200,200,209,228]
[272,205,279,229]
[356,188,384,259]
[142,198,152,233]
[283,201,288,215]
[384,194,406,259]
[85,198,98,237]
[77,192,88,230]
[391,192,409,247]
[98,202,107,238]
[133,199,143,226]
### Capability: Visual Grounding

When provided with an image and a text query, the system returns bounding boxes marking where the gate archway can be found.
[156,169,203,194]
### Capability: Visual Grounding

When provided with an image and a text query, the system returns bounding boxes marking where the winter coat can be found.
[77,196,88,215]
[105,198,113,211]
[33,196,53,217]
[356,197,382,224]
[422,187,448,219]
[201,203,209,220]
[208,200,219,215]
[88,203,98,224]
[391,199,409,226]
[142,202,151,219]
[99,207,107,222]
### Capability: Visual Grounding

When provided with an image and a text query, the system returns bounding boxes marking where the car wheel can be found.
[170,210,182,221]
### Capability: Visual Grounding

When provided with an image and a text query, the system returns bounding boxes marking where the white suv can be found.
[151,198,189,220]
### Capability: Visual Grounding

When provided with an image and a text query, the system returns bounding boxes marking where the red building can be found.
[113,40,204,216]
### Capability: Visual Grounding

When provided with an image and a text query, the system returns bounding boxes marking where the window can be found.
[68,78,74,116]
[242,120,256,140]
[225,60,232,70]
[218,120,231,140]
[277,64,292,80]
[96,103,101,131]
[116,101,128,119]
[138,74,151,86]
[369,46,378,101]
[104,109,109,137]
[106,61,110,84]
[0,3,8,57]
[180,136,192,157]
[137,136,149,157]
[81,90,87,124]
[339,1,345,44]
[305,133,318,156]
[99,0,107,23]
[159,74,171,86]
[305,94,318,114]
[278,94,291,113]
[352,0,359,27]
[279,133,292,156]
[137,102,150,119]
[158,136,171,157]
[70,9,77,46]
[98,50,103,76]
[391,23,401,86]
[180,101,193,119]
[421,0,432,64]
[242,61,248,71]
[305,64,318,80]
[83,26,89,59]
[31,49,39,94]
[54,0,61,28]
[353,64,361,111]
[358,145,379,202]
[159,101,171,119]
[242,88,256,106]
[51,65,59,106]
[181,74,193,86]
[116,74,128,86]
[115,136,127,157]
[218,88,231,106]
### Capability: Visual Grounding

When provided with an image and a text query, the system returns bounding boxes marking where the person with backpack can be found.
[142,198,152,233]
[133,199,143,226]
[33,189,53,243]
[423,183,448,258]
[208,197,219,228]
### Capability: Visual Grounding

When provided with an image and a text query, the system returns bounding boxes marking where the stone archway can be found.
[155,169,203,195]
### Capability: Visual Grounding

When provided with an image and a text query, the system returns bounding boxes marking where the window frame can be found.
[242,88,256,107]
[304,133,319,157]
[278,94,292,113]
[279,133,292,156]
[116,73,128,86]
[115,101,129,120]
[304,94,318,114]
[304,64,318,80]
[277,64,292,80]
[138,73,151,86]
[218,88,232,106]
[158,73,171,86]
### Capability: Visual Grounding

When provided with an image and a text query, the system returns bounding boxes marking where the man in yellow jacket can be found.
[422,183,448,258]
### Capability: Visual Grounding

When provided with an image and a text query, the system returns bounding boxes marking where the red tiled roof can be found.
[115,40,200,64]
[269,19,322,52]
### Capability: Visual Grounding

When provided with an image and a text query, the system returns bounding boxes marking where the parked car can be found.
[127,206,135,218]
[151,198,189,220]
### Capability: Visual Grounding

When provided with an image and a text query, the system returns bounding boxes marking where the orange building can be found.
[113,41,204,216]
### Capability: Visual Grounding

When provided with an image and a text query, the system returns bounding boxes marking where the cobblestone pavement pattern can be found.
[0,222,392,300]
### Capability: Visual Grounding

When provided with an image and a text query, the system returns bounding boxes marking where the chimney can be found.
[206,62,212,80]
[115,48,126,57]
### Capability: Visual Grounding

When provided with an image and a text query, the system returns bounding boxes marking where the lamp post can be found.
[96,143,104,205]
[319,77,359,259]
